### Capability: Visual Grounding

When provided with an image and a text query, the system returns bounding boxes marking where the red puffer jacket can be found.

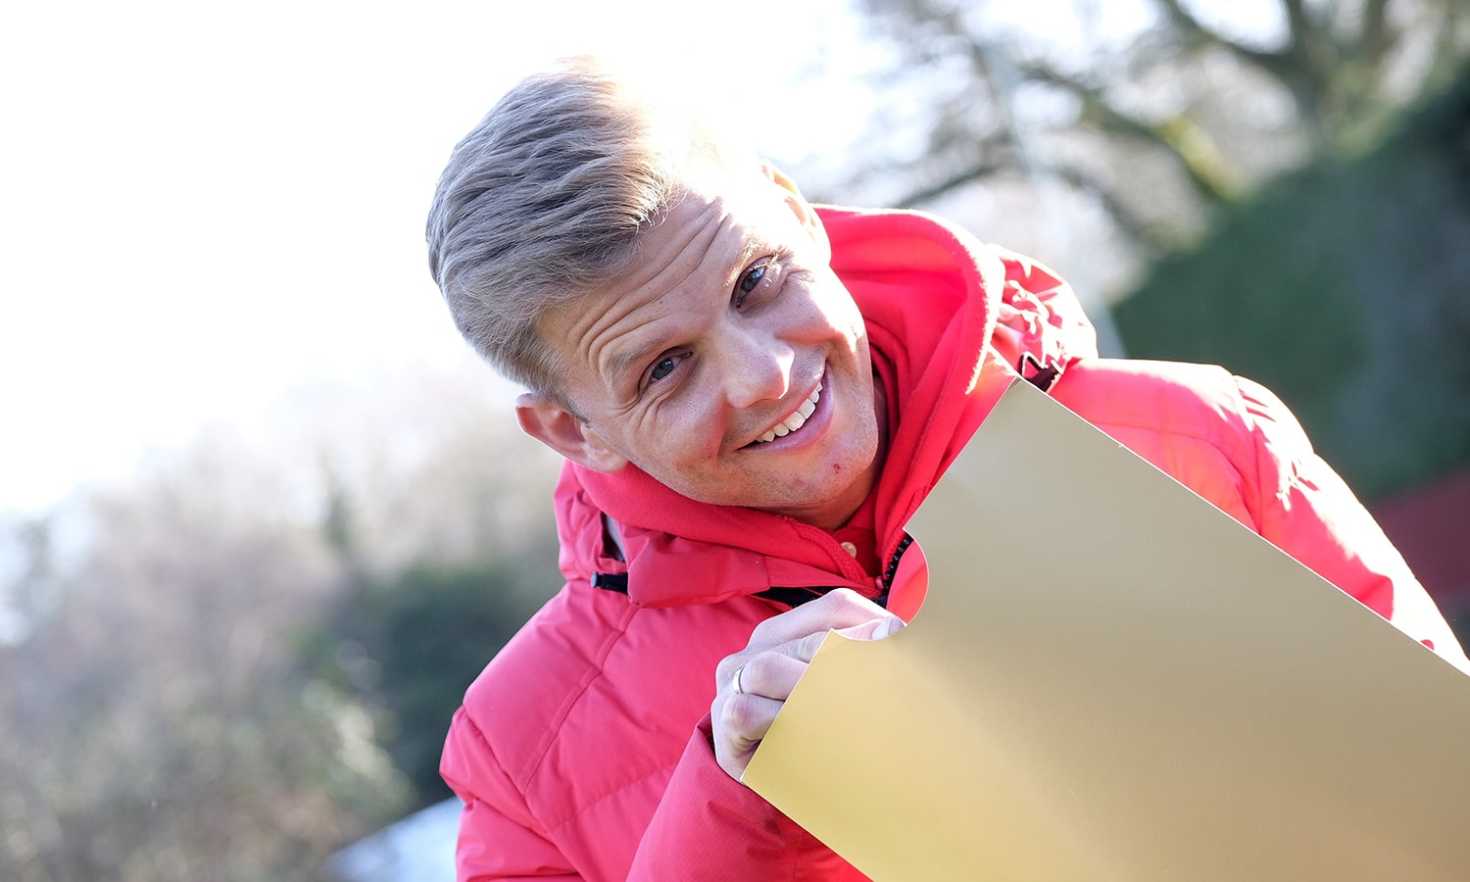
[440,206,1467,881]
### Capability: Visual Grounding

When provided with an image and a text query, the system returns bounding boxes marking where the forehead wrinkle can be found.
[563,199,723,355]
[595,206,749,386]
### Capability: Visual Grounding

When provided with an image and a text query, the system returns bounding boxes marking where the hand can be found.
[710,587,904,781]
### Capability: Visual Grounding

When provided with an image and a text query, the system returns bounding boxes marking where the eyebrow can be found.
[605,230,768,387]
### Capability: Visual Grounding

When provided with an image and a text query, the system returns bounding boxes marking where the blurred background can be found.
[3,0,1467,879]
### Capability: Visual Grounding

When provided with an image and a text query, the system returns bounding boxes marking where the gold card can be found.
[742,378,1470,881]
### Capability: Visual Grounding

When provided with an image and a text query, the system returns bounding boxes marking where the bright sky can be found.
[0,0,880,515]
[2,0,1282,517]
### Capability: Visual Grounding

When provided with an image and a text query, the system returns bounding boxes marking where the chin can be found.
[777,436,880,512]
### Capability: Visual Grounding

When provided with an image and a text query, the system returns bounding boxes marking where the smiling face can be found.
[519,165,883,529]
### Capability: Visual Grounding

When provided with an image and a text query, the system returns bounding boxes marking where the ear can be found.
[761,162,831,263]
[515,392,629,473]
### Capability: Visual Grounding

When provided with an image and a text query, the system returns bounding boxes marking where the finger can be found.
[769,627,840,666]
[716,692,784,757]
[731,650,808,702]
[767,613,905,665]
[747,587,890,648]
[835,615,905,642]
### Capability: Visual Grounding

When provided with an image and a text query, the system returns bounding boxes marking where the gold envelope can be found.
[741,378,1470,881]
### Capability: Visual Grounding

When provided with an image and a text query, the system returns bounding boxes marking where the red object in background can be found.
[1372,469,1470,618]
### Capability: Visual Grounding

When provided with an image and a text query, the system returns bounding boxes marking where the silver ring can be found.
[731,662,748,696]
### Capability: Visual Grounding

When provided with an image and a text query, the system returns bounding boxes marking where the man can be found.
[425,60,1468,881]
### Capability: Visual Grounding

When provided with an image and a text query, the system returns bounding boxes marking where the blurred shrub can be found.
[304,550,559,807]
[1116,71,1470,500]
[0,456,410,882]
[1,378,566,879]
[300,409,565,809]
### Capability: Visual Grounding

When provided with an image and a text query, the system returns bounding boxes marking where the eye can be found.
[645,349,689,388]
[739,264,766,294]
[733,261,770,309]
[650,355,679,382]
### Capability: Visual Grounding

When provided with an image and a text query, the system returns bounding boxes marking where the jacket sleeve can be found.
[441,707,581,881]
[625,717,837,880]
[444,707,831,881]
[1233,375,1470,672]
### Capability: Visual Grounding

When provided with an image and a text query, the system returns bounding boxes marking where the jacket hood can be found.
[554,206,1098,607]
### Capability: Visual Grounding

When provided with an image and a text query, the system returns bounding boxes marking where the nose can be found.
[715,323,793,410]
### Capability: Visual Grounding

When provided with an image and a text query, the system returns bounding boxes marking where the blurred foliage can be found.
[0,461,408,882]
[304,552,559,807]
[300,420,564,807]
[848,0,1468,254]
[1,391,564,880]
[1116,69,1470,499]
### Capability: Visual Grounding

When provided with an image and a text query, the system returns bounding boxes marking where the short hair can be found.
[425,58,746,399]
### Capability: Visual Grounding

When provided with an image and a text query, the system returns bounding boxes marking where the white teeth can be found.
[751,380,823,446]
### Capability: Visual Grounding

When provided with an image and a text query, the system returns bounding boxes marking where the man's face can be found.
[533,167,881,528]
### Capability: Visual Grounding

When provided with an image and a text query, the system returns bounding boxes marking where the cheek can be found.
[643,396,724,469]
[805,277,864,341]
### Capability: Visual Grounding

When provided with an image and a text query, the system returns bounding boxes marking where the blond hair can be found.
[425,58,744,398]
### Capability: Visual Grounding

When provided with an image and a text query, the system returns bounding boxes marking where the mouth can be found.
[741,368,829,451]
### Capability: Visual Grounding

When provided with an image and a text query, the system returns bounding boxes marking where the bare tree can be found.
[842,0,1468,253]
[1,369,565,881]
[0,451,410,882]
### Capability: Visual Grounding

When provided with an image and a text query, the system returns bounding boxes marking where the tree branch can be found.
[882,154,1174,257]
[892,160,1008,209]
[1043,165,1175,255]
[823,123,1012,208]
[1152,0,1293,74]
[1359,0,1395,64]
[1279,0,1314,50]
[1015,59,1242,205]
